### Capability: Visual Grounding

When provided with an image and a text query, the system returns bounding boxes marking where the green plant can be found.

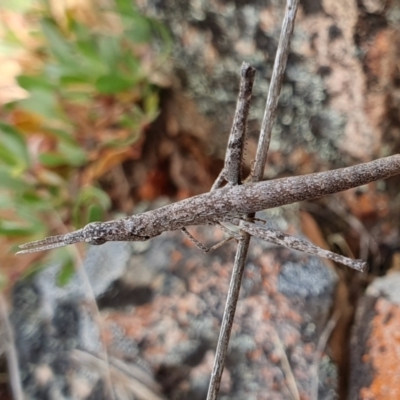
[0,0,170,285]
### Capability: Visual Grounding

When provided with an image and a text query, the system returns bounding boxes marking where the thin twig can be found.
[206,62,256,400]
[251,0,299,183]
[50,212,117,400]
[206,1,299,399]
[270,329,301,400]
[206,235,251,399]
[310,311,340,400]
[74,263,117,400]
[0,294,24,400]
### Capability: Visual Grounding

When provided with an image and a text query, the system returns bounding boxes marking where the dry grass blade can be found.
[0,294,24,400]
[270,329,301,400]
[310,312,340,400]
[70,349,164,400]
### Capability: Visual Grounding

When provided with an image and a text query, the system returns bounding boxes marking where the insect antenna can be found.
[16,231,84,255]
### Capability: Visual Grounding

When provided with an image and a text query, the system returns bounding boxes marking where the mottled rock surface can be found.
[11,210,339,399]
[349,272,400,400]
[139,0,400,169]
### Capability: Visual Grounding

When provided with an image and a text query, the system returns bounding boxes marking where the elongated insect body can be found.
[155,154,400,228]
[17,154,400,256]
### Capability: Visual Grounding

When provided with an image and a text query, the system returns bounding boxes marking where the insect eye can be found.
[86,237,107,245]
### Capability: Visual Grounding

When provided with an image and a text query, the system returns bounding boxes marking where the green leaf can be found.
[114,0,154,44]
[17,74,55,91]
[39,152,68,167]
[0,193,15,209]
[87,204,104,223]
[60,74,91,85]
[75,37,102,63]
[0,220,39,236]
[17,88,63,120]
[70,20,92,44]
[0,167,28,191]
[120,52,140,75]
[72,186,111,227]
[39,19,107,80]
[46,128,76,144]
[114,0,138,18]
[76,186,111,211]
[31,169,66,187]
[56,257,75,286]
[20,191,44,205]
[39,142,87,167]
[95,74,135,94]
[125,18,152,43]
[0,144,19,167]
[58,141,87,166]
[40,18,74,63]
[0,123,30,170]
[97,36,121,69]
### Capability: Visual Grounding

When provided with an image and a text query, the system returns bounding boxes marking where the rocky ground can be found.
[7,1,400,399]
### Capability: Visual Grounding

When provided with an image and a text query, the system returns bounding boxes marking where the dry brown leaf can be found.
[10,109,44,134]
[82,144,143,185]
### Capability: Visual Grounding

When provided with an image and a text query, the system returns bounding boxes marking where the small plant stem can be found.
[206,1,299,399]
[206,236,251,398]
[252,0,299,182]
